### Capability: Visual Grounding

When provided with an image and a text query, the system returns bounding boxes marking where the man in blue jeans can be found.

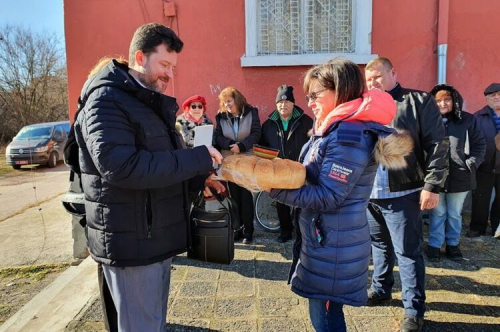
[364,57,449,332]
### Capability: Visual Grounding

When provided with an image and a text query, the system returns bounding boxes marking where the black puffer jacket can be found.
[74,60,212,267]
[260,106,313,161]
[387,83,449,193]
[475,106,500,174]
[430,84,486,192]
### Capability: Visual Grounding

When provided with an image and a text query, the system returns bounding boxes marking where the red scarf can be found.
[315,89,396,135]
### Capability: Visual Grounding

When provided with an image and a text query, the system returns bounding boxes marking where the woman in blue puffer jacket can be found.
[269,59,413,332]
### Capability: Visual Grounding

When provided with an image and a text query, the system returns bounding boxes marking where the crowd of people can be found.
[73,22,499,332]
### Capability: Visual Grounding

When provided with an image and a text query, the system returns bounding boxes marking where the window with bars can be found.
[242,0,375,67]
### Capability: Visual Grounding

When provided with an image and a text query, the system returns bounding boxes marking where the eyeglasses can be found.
[190,104,204,109]
[305,88,329,103]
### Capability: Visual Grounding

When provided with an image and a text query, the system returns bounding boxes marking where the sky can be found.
[0,0,65,46]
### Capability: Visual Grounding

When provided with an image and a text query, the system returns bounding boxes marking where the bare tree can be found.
[0,25,68,143]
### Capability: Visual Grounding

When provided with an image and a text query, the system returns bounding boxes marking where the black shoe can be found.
[425,245,441,262]
[400,314,424,332]
[445,245,463,261]
[242,236,253,244]
[366,289,392,306]
[277,232,292,243]
[466,230,485,238]
[234,230,243,242]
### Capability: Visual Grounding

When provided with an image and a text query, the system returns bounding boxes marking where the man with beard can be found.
[74,23,223,331]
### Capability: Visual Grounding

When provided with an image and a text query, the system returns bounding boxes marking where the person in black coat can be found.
[260,85,313,242]
[214,87,261,244]
[74,24,224,332]
[468,83,500,237]
[427,84,485,261]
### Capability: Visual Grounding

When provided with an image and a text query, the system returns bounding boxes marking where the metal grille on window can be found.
[258,0,354,56]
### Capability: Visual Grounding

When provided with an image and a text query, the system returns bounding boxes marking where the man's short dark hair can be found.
[365,57,394,72]
[129,23,183,65]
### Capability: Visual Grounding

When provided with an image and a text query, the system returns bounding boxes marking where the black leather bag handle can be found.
[194,190,241,230]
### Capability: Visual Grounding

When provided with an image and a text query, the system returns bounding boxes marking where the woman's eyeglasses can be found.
[305,88,328,103]
[191,104,204,109]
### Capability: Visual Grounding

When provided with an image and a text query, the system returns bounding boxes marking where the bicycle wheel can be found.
[254,191,281,232]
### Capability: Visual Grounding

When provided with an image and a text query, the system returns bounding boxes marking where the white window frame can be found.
[241,0,377,67]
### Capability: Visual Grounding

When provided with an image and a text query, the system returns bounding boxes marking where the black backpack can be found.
[61,98,86,227]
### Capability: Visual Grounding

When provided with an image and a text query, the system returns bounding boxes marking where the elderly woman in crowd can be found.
[427,84,485,261]
[176,95,213,148]
[214,87,261,244]
[267,59,410,332]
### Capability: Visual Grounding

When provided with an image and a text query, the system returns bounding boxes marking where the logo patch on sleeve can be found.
[328,162,354,183]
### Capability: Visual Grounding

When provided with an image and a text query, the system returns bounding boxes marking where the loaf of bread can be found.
[221,154,306,191]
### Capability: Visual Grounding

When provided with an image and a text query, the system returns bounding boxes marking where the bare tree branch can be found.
[0,25,68,142]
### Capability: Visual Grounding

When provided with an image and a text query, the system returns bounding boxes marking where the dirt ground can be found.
[0,264,69,325]
[0,163,75,326]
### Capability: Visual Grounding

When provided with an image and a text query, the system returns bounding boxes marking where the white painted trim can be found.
[241,53,377,67]
[242,0,376,67]
[245,0,258,57]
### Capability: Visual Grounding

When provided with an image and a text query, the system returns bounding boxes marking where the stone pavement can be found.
[68,216,500,332]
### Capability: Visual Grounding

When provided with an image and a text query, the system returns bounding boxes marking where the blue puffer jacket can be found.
[270,90,410,306]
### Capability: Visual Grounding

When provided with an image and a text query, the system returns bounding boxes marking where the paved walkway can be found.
[68,217,500,332]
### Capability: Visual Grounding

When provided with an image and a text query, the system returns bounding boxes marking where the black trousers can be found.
[98,263,118,332]
[276,202,293,234]
[471,171,500,234]
[228,182,254,237]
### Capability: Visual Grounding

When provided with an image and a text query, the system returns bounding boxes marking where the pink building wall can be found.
[64,0,500,121]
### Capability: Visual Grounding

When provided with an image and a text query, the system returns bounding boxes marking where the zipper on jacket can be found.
[272,113,303,157]
[146,190,152,238]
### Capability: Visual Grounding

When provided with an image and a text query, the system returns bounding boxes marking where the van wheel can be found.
[12,165,21,170]
[47,152,58,168]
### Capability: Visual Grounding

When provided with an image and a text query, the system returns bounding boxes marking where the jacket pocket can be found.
[136,190,150,240]
[308,214,325,248]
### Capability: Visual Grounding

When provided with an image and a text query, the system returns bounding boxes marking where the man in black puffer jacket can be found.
[260,85,313,243]
[74,23,223,332]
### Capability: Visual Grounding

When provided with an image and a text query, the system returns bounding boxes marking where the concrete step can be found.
[0,257,98,332]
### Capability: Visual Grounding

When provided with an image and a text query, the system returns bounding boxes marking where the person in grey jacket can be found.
[214,87,261,243]
[74,23,223,332]
[427,84,485,261]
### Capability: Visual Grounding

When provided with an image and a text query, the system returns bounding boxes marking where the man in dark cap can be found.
[468,83,500,237]
[260,85,313,242]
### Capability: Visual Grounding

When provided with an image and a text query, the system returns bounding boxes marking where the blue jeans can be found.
[309,299,346,332]
[367,191,426,317]
[428,191,468,248]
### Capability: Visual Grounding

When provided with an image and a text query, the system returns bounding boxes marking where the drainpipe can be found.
[437,0,450,84]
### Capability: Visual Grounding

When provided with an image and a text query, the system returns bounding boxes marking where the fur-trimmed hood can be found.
[374,129,414,170]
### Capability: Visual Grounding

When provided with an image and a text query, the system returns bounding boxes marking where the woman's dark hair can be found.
[128,23,183,65]
[303,59,366,106]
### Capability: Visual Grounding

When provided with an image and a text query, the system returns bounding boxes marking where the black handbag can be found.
[188,191,240,264]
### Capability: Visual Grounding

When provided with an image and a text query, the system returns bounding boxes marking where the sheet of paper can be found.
[193,125,214,147]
